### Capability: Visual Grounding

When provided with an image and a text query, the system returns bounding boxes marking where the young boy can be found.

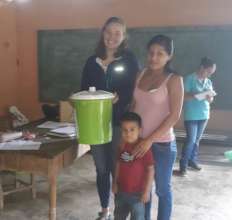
[113,112,154,220]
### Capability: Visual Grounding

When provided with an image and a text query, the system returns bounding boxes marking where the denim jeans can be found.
[145,141,177,220]
[179,120,208,171]
[91,126,121,208]
[114,192,145,220]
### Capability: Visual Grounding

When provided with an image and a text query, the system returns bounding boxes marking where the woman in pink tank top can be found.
[132,35,184,220]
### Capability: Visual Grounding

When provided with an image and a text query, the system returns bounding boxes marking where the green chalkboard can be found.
[38,26,232,110]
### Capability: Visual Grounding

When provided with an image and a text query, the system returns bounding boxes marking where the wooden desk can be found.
[0,137,78,220]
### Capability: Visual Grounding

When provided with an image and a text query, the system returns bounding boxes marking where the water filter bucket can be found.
[70,87,114,145]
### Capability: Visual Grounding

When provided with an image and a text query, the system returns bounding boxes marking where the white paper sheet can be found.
[0,132,23,142]
[47,125,77,138]
[50,126,76,135]
[37,121,74,129]
[194,90,217,101]
[0,140,41,150]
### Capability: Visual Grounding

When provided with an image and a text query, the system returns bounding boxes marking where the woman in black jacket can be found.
[81,17,139,220]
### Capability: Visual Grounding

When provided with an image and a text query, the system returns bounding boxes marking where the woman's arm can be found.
[206,79,214,103]
[112,161,120,194]
[141,165,154,203]
[129,70,142,111]
[129,98,136,111]
[133,75,184,158]
[184,92,196,100]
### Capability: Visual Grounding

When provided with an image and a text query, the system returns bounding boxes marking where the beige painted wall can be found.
[0,0,231,131]
[0,4,19,116]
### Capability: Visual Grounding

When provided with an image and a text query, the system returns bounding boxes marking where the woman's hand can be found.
[206,95,214,103]
[141,191,150,203]
[113,92,119,104]
[132,138,153,158]
[112,182,118,194]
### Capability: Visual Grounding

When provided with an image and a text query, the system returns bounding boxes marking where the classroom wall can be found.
[1,0,232,131]
[0,4,19,116]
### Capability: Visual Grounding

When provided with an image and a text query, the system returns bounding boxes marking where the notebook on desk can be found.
[0,140,41,150]
[0,132,23,142]
[47,125,77,138]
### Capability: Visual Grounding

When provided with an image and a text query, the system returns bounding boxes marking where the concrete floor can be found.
[0,143,232,220]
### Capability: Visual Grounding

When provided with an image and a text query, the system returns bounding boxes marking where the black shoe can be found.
[188,162,202,171]
[96,212,112,220]
[173,169,187,177]
[179,169,187,176]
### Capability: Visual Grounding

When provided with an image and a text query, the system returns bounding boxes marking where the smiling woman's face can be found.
[103,22,125,51]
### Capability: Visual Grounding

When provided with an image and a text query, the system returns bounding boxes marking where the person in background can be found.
[179,57,217,176]
[81,17,139,220]
[113,112,154,220]
[132,35,184,220]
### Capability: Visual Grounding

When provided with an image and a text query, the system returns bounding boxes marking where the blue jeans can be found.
[114,192,145,220]
[145,141,177,220]
[91,126,121,208]
[179,120,208,171]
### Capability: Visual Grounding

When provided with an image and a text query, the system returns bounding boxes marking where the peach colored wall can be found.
[2,0,232,131]
[0,4,18,116]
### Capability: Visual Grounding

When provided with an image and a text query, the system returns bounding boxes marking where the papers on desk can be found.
[0,132,23,142]
[47,125,77,138]
[194,90,217,101]
[37,121,74,129]
[37,121,77,138]
[0,140,41,150]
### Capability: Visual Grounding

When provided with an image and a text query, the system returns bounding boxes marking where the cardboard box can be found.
[59,101,74,123]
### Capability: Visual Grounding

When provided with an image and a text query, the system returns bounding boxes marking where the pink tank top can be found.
[133,70,175,142]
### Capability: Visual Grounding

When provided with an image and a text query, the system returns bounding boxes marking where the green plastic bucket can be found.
[71,87,114,145]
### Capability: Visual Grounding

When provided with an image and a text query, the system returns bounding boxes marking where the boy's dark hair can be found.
[200,57,216,69]
[120,112,142,127]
